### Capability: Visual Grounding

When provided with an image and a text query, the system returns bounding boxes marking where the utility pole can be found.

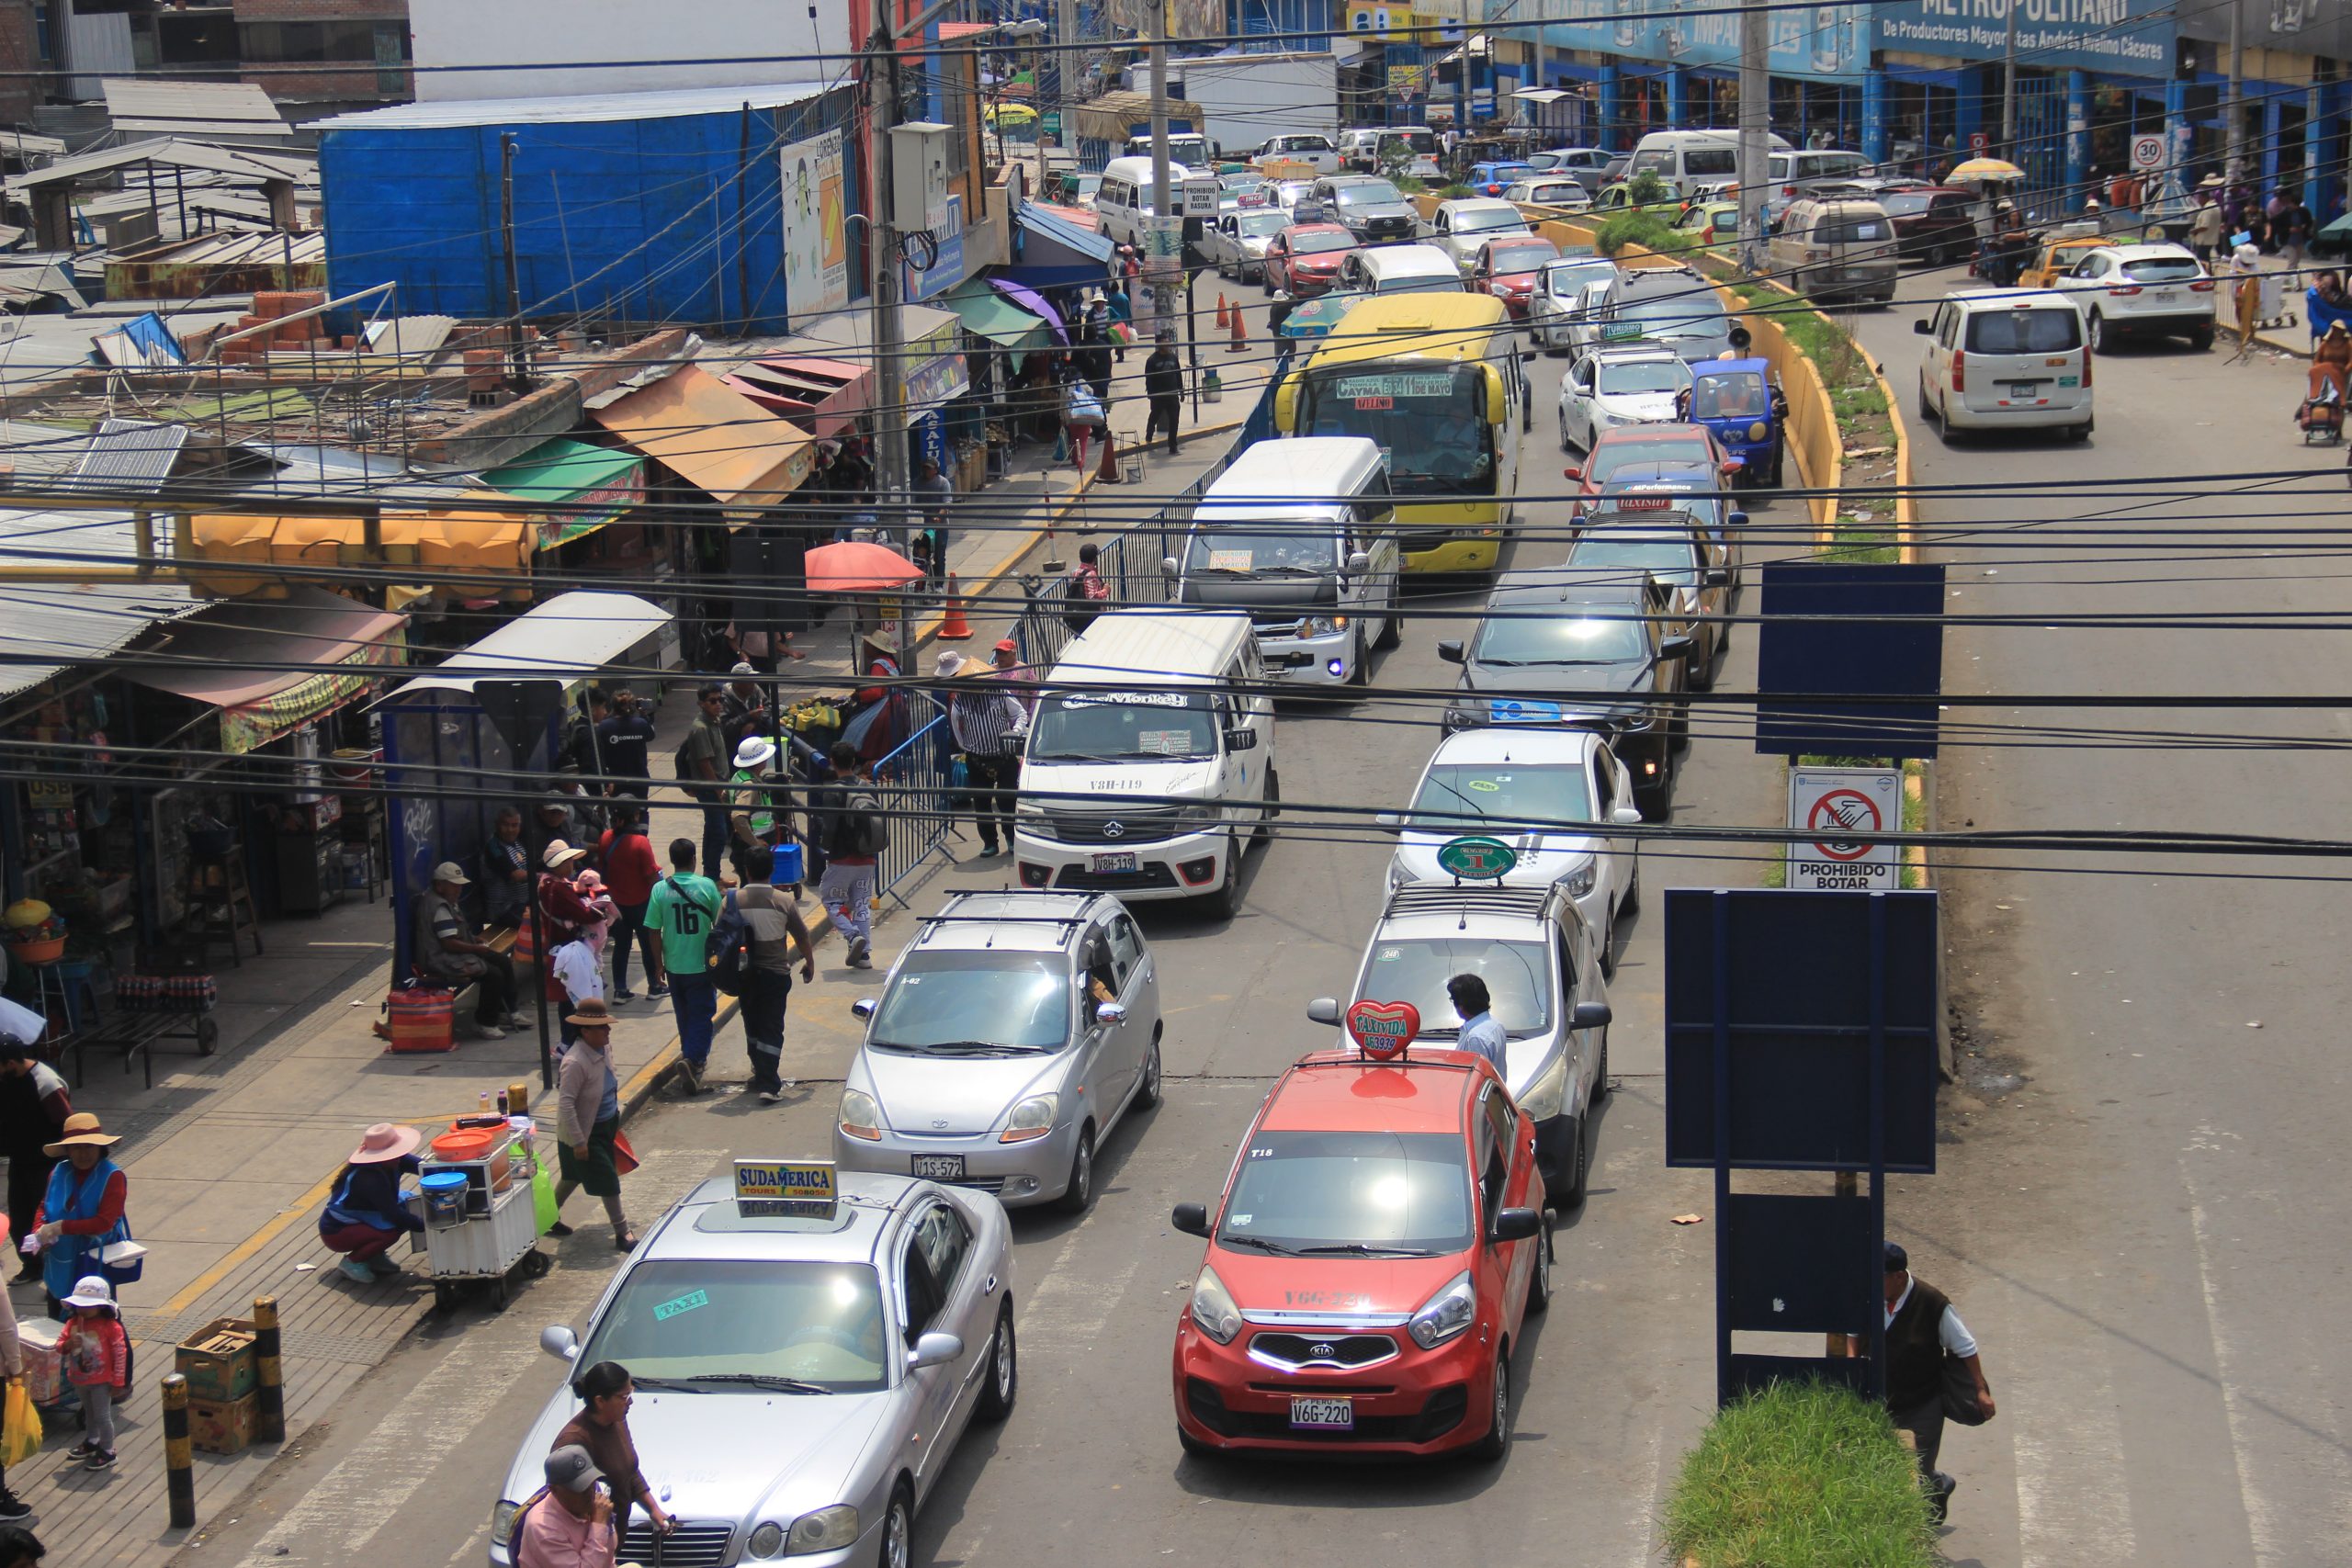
[2000,0,2018,154]
[1736,0,1767,272]
[868,0,912,591]
[2225,0,2245,181]
[1055,0,1078,150]
[1149,36,1174,343]
[500,132,526,389]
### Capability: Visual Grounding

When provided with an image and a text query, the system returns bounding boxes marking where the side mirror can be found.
[1572,1000,1614,1031]
[1660,634,1694,659]
[1161,555,1181,580]
[1722,456,1745,471]
[1374,811,1402,831]
[1347,549,1372,575]
[1490,1206,1542,1244]
[1224,727,1259,751]
[1611,804,1643,827]
[1437,638,1466,664]
[540,1325,580,1362]
[1171,1201,1212,1237]
[1728,509,1750,530]
[908,1331,964,1371]
[851,997,877,1020]
[1095,1000,1129,1027]
[1305,996,1340,1025]
[1706,568,1731,588]
[1913,318,1931,335]
[1562,466,1582,481]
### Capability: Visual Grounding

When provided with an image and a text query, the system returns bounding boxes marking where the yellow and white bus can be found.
[1272,292,1526,574]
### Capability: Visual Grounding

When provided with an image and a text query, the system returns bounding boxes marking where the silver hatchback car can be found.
[492,1168,1015,1568]
[835,890,1165,1213]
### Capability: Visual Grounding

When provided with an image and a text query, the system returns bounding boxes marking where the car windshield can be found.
[1616,291,1728,339]
[1543,260,1616,298]
[578,1260,889,1392]
[2118,255,2203,281]
[1184,525,1337,573]
[1455,207,1527,234]
[1405,761,1593,833]
[1222,173,1261,191]
[1335,181,1403,207]
[1376,274,1466,294]
[1690,369,1769,419]
[1301,365,1494,495]
[1473,607,1647,666]
[1292,229,1354,254]
[1361,936,1553,1036]
[1589,436,1711,482]
[1219,1130,1474,1253]
[1566,534,1700,587]
[1964,306,2082,353]
[1069,175,1101,196]
[1238,210,1289,236]
[870,952,1069,1051]
[1028,689,1218,761]
[1597,358,1690,396]
[1487,242,1556,272]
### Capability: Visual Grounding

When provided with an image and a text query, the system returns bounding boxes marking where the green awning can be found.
[480,438,647,550]
[944,280,1051,367]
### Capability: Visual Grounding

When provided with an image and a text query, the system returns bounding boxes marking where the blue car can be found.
[1678,356,1787,487]
[1467,161,1535,197]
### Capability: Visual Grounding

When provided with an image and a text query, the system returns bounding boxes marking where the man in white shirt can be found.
[1446,974,1510,1080]
[1883,1241,1994,1521]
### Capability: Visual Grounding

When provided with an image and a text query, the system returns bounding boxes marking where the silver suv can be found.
[1597,264,1749,364]
[836,890,1163,1213]
[1307,883,1612,1205]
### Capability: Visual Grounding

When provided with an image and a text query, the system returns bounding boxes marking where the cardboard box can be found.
[17,1317,63,1405]
[175,1318,257,1404]
[189,1391,258,1456]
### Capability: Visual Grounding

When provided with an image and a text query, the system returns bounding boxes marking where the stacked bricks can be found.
[218,290,331,367]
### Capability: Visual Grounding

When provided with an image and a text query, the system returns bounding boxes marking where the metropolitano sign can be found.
[1873,0,2173,73]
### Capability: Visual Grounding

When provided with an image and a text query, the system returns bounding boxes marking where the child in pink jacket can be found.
[61,1274,128,1471]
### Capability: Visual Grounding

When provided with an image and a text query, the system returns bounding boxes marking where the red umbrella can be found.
[804,540,923,592]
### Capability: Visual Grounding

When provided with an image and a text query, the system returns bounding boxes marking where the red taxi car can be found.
[1564,423,1738,517]
[1467,235,1562,320]
[1170,1048,1547,1461]
[1263,223,1359,298]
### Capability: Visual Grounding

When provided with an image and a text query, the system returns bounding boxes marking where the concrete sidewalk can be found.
[9,298,1287,1568]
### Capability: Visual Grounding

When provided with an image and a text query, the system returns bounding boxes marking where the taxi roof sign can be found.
[735,1158,837,1218]
[1435,835,1517,881]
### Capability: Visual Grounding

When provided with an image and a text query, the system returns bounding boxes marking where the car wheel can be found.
[1256,767,1280,841]
[1917,377,1935,424]
[1055,1126,1096,1214]
[882,1483,913,1568]
[1598,899,1617,979]
[1591,1027,1611,1105]
[2086,309,2108,354]
[1473,1352,1512,1462]
[1374,581,1403,649]
[1347,626,1369,686]
[2190,321,2216,351]
[1178,1425,1217,1459]
[1620,858,1640,917]
[2066,418,2093,443]
[1211,839,1247,916]
[1559,408,1573,453]
[976,1302,1018,1422]
[1136,1030,1163,1109]
[1556,1112,1589,1207]
[1527,1215,1553,1313]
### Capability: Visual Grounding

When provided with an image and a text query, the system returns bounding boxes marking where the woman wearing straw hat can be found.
[550,1000,633,1250]
[318,1123,426,1285]
[26,1113,127,1320]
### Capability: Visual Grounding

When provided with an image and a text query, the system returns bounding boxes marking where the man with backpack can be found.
[647,839,719,1092]
[705,844,817,1103]
[1063,542,1110,634]
[814,741,888,968]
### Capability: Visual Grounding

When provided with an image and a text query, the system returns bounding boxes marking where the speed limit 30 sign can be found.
[1787,767,1902,890]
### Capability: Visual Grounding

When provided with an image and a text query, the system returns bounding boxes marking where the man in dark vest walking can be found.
[1883,1241,1994,1522]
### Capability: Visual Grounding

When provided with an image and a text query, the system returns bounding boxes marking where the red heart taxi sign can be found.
[1345,999,1420,1061]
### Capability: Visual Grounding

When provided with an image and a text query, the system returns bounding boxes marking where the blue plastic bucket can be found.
[420,1170,469,1226]
[771,841,805,886]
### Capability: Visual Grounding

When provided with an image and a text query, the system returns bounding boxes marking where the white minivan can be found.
[1095,156,1223,251]
[1628,128,1794,197]
[1164,436,1402,686]
[1914,290,2093,439]
[1014,610,1276,916]
[1334,242,1464,295]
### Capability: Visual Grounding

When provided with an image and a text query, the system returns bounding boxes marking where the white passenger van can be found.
[1628,128,1795,197]
[1914,289,2093,438]
[1164,436,1402,685]
[1014,610,1277,916]
[1095,156,1224,250]
[1335,242,1465,296]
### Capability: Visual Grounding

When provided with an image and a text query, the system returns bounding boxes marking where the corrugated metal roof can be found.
[0,421,94,479]
[6,137,313,194]
[0,579,207,699]
[65,419,187,491]
[313,80,831,131]
[101,79,290,137]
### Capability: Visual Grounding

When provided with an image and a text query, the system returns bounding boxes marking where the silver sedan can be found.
[489,1170,1015,1568]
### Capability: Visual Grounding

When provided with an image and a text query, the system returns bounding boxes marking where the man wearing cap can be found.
[413,863,518,1040]
[318,1123,424,1283]
[513,1445,617,1568]
[28,1113,127,1320]
[0,1035,68,1284]
[720,666,769,752]
[526,796,582,878]
[939,650,1026,858]
[549,1000,632,1250]
[1883,1241,1993,1522]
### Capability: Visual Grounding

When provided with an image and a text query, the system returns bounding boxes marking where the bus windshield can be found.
[1300,365,1495,497]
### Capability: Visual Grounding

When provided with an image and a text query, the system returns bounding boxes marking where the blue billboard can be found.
[1873,0,2172,73]
[1544,0,1868,79]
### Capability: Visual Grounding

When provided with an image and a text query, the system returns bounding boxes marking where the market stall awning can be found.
[1008,201,1117,287]
[775,306,970,420]
[713,356,872,440]
[478,438,647,550]
[122,587,409,754]
[943,279,1055,367]
[382,591,671,703]
[987,277,1069,341]
[379,506,536,591]
[588,365,813,513]
[186,512,370,597]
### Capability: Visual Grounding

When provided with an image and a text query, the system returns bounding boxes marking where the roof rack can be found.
[1381,882,1563,922]
[913,888,1098,947]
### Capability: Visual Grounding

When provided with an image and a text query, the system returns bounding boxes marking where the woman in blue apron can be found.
[28,1113,131,1321]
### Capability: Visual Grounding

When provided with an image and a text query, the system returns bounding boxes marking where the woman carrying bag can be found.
[25,1114,133,1321]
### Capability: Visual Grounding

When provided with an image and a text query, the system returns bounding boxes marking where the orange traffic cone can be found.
[1096,425,1120,483]
[938,573,973,639]
[1215,294,1230,331]
[1228,302,1248,353]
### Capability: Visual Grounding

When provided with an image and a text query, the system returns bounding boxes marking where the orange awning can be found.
[588,364,813,512]
[187,513,369,597]
[379,503,534,597]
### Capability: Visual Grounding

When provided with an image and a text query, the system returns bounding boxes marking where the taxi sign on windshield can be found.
[735,1158,836,1217]
[1435,834,1518,880]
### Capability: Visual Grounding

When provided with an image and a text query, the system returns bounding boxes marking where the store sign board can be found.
[1872,0,2172,72]
[780,130,852,325]
[1544,0,1866,77]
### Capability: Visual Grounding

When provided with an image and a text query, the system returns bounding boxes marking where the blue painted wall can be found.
[320,87,857,334]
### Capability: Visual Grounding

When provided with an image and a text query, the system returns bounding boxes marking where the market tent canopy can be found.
[711,356,871,440]
[0,580,206,699]
[1008,201,1117,288]
[187,512,369,597]
[942,278,1054,367]
[588,365,812,510]
[121,586,408,754]
[478,437,646,549]
[382,591,671,702]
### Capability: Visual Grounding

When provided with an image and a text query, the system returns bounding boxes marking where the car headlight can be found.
[491,1500,523,1548]
[1172,802,1224,834]
[839,1088,885,1141]
[1001,1093,1058,1143]
[1563,856,1596,898]
[1189,1265,1245,1344]
[1407,1269,1478,1349]
[782,1505,860,1556]
[1306,615,1348,636]
[1518,1047,1572,1122]
[1748,420,1770,442]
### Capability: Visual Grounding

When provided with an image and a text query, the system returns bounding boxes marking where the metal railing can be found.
[869,695,951,905]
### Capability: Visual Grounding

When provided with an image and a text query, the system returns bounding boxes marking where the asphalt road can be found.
[182,335,1806,1568]
[1846,266,2352,1567]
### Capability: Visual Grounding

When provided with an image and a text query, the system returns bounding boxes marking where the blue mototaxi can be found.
[1676,356,1788,488]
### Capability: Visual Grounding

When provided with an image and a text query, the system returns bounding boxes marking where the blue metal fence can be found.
[870,695,949,904]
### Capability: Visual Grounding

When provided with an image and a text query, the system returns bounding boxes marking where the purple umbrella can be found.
[988,277,1069,343]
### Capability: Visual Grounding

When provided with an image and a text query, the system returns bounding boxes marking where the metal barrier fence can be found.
[869,695,949,904]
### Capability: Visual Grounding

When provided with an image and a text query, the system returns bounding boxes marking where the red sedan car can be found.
[1170,1047,1548,1461]
[1468,235,1562,319]
[1263,223,1358,298]
[1564,423,1739,516]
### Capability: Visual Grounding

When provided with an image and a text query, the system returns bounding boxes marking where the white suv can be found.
[2048,243,2218,352]
[1914,290,2093,439]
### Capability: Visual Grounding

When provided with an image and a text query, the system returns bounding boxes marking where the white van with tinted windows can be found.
[1914,290,2093,438]
[1336,242,1464,295]
[1014,610,1276,916]
[1628,128,1794,197]
[1096,156,1223,251]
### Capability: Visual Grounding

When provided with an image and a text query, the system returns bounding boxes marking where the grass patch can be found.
[1664,1380,1940,1568]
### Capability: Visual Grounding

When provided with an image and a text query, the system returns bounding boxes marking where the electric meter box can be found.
[890,122,953,236]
